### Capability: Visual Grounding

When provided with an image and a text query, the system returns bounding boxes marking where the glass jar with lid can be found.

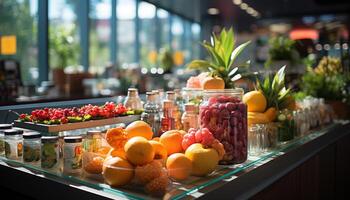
[63,136,83,175]
[277,109,296,143]
[181,103,199,132]
[123,88,143,111]
[23,132,41,165]
[141,92,161,136]
[248,124,267,156]
[41,136,60,171]
[199,89,247,164]
[4,129,23,160]
[0,124,12,156]
[83,130,102,153]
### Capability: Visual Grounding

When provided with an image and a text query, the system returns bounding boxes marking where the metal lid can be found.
[184,103,197,112]
[0,124,12,130]
[4,129,23,136]
[152,90,159,95]
[146,92,156,101]
[64,136,83,143]
[87,130,102,135]
[166,91,175,101]
[163,100,174,109]
[23,132,41,139]
[42,136,59,142]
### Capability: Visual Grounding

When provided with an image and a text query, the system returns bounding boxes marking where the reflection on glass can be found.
[89,0,111,75]
[171,16,184,50]
[0,0,38,84]
[192,23,201,59]
[157,8,170,49]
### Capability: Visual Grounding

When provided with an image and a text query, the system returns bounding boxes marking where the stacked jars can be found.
[4,129,23,161]
[199,89,247,164]
[23,132,41,165]
[0,124,12,156]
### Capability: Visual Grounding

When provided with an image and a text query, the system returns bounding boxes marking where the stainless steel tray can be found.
[13,115,140,133]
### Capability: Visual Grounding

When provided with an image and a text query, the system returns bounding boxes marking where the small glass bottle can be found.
[141,92,161,136]
[166,91,183,130]
[23,132,41,165]
[181,103,199,132]
[159,100,175,135]
[0,124,12,156]
[83,130,102,153]
[63,136,83,175]
[152,89,163,112]
[174,89,184,113]
[41,136,60,171]
[123,88,143,111]
[4,129,23,161]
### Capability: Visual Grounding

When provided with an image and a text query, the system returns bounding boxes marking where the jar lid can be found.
[64,136,82,143]
[184,103,197,112]
[4,129,23,135]
[0,124,12,130]
[23,132,41,139]
[151,90,159,95]
[166,91,175,101]
[87,130,102,135]
[42,136,59,142]
[146,92,156,101]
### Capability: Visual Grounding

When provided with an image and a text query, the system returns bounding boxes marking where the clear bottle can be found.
[41,136,60,171]
[152,90,163,112]
[181,103,199,132]
[4,129,23,161]
[23,132,41,165]
[166,91,183,130]
[174,89,184,113]
[63,136,83,175]
[159,100,175,135]
[123,88,143,111]
[141,92,161,136]
[0,124,12,156]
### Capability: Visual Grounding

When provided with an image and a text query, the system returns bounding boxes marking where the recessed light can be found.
[207,7,220,15]
[233,0,242,5]
[240,3,248,10]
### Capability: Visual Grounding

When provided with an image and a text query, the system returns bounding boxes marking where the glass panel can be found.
[183,20,192,63]
[89,0,111,75]
[171,16,184,51]
[0,0,38,85]
[191,23,201,59]
[138,1,156,68]
[117,0,136,65]
[48,0,80,72]
[157,8,170,49]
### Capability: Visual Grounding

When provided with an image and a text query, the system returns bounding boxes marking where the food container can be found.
[4,129,23,161]
[0,124,12,156]
[41,136,60,171]
[265,122,278,149]
[181,103,199,132]
[248,124,267,156]
[277,110,296,143]
[63,136,83,175]
[182,88,203,108]
[23,132,41,165]
[199,89,248,164]
[83,130,103,152]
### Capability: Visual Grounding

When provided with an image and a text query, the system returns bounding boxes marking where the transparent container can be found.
[182,88,203,107]
[277,109,296,143]
[123,88,143,111]
[265,122,279,149]
[83,130,103,153]
[0,124,12,156]
[4,129,23,161]
[41,136,60,171]
[159,100,175,135]
[23,132,41,165]
[199,89,247,164]
[181,103,199,132]
[141,92,161,136]
[63,136,83,175]
[248,124,267,156]
[166,91,183,130]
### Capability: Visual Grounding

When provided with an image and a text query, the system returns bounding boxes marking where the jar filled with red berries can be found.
[199,89,247,164]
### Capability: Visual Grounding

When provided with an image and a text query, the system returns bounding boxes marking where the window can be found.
[89,0,111,75]
[183,20,192,63]
[171,15,184,51]
[192,23,201,59]
[138,1,156,68]
[49,0,80,71]
[157,8,170,49]
[117,0,136,66]
[0,0,38,85]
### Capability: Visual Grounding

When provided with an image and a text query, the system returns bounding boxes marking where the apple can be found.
[185,143,219,176]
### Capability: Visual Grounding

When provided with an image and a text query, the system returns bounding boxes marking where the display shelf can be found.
[0,123,342,199]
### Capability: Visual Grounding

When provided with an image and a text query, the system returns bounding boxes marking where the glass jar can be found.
[159,100,175,135]
[166,91,183,130]
[41,136,60,171]
[277,109,296,143]
[123,88,143,111]
[182,88,203,106]
[0,124,12,156]
[63,136,83,175]
[23,132,41,165]
[265,122,278,149]
[248,124,267,156]
[199,89,247,164]
[4,129,23,161]
[141,92,161,136]
[83,130,102,153]
[181,103,199,132]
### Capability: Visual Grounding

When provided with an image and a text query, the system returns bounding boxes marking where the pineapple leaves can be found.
[187,60,214,71]
[229,41,251,69]
[201,42,225,68]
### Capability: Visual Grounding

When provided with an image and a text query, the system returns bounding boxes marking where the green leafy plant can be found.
[256,66,292,110]
[265,36,300,67]
[187,28,251,88]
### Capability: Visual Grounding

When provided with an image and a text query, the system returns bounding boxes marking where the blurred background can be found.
[0,0,349,105]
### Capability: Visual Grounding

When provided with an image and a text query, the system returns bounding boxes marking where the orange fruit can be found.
[159,130,183,155]
[105,127,128,149]
[149,141,167,160]
[124,137,155,166]
[107,148,127,160]
[265,107,277,122]
[144,170,169,196]
[84,155,104,174]
[125,121,153,140]
[152,137,160,142]
[243,91,267,112]
[135,160,163,185]
[96,146,111,158]
[166,153,192,180]
[201,77,225,89]
[102,157,134,187]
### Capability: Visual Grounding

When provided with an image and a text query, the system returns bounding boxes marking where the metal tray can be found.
[13,115,140,133]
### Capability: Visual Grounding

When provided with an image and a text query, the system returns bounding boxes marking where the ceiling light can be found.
[240,3,248,10]
[247,7,254,15]
[233,0,242,5]
[207,7,220,15]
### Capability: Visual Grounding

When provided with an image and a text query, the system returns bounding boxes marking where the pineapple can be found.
[256,66,293,110]
[187,28,251,89]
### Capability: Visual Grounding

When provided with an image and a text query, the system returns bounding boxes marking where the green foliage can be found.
[159,48,174,72]
[265,36,300,67]
[187,28,250,88]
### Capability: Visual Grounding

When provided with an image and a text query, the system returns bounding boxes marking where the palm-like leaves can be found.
[187,28,251,88]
